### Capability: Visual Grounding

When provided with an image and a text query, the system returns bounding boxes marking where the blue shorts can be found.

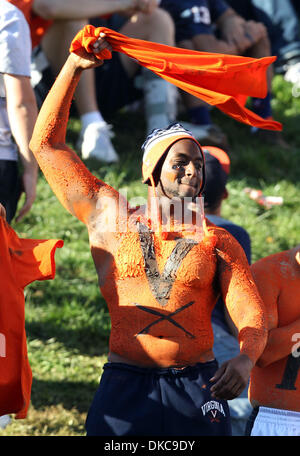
[160,0,228,42]
[85,360,232,436]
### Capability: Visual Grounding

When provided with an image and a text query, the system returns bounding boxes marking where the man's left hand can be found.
[209,354,254,400]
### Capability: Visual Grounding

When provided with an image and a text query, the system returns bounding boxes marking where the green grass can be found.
[1,75,300,436]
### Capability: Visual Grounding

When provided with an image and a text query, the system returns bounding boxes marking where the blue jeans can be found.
[212,322,253,436]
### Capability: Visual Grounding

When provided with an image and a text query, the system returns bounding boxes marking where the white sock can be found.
[166,82,178,122]
[142,68,170,133]
[80,111,106,131]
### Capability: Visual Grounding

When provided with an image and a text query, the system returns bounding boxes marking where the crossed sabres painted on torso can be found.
[135,222,198,339]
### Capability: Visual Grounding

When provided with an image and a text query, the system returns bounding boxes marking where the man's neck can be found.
[205,206,222,217]
[145,191,205,232]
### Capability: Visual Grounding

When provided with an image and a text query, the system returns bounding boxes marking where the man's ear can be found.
[222,187,229,201]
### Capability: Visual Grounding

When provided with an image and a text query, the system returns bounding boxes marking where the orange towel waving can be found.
[70,25,282,131]
[0,218,63,419]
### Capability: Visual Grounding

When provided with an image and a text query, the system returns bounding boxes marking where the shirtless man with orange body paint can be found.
[246,245,300,436]
[29,34,268,436]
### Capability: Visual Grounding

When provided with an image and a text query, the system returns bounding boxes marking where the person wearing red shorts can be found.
[28,33,268,436]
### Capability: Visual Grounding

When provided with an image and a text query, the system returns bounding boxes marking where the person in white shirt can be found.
[0,0,38,223]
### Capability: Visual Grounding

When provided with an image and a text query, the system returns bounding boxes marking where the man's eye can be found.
[172,163,184,169]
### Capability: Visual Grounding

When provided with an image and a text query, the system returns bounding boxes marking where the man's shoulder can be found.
[1,1,27,23]
[205,219,233,239]
[206,215,247,236]
[206,220,249,260]
[251,249,295,277]
[0,0,31,47]
[206,214,251,253]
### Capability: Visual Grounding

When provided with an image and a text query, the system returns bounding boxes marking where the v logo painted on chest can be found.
[137,222,197,307]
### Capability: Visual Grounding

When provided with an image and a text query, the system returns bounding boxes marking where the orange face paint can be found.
[164,171,177,183]
[249,246,300,411]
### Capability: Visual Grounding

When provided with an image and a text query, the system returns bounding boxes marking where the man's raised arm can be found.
[30,35,116,224]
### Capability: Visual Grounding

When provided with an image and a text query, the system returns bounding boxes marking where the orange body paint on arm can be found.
[215,228,268,365]
[30,56,117,224]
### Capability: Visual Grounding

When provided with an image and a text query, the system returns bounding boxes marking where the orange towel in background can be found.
[70,25,282,131]
[0,218,63,419]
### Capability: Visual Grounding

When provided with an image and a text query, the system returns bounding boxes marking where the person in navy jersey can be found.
[159,0,288,149]
[226,0,300,86]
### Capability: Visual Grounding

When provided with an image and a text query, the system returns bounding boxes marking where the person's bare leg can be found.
[33,0,136,20]
[119,11,228,142]
[117,9,177,133]
[41,19,119,161]
[168,38,229,148]
[41,19,99,115]
[118,9,174,75]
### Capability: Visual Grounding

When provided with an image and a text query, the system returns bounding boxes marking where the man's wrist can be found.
[67,54,85,75]
[239,352,255,369]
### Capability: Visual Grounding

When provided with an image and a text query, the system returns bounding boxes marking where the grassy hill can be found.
[1,74,300,436]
